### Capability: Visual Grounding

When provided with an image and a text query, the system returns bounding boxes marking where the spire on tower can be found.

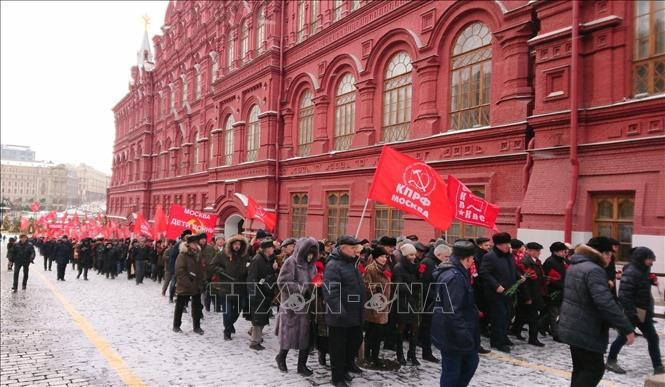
[137,14,154,72]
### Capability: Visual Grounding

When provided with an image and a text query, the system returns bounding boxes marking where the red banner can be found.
[234,193,276,231]
[166,204,217,240]
[133,212,154,239]
[368,146,453,230]
[154,205,167,237]
[447,175,499,231]
[31,201,40,212]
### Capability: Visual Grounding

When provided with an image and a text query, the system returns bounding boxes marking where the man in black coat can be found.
[247,239,277,350]
[559,237,634,387]
[44,237,56,271]
[479,232,519,353]
[54,236,74,281]
[541,241,568,341]
[323,235,365,387]
[131,237,150,284]
[76,238,93,280]
[607,246,664,375]
[11,234,35,291]
[513,242,545,347]
[431,240,480,387]
[418,243,451,363]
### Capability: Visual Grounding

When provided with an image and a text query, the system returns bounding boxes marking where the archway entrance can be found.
[224,213,245,238]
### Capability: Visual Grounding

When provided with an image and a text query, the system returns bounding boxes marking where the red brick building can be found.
[108,0,665,270]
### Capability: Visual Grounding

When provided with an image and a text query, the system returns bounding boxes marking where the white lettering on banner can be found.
[182,208,211,220]
[168,217,214,233]
[456,187,487,222]
[391,194,430,218]
[395,184,431,206]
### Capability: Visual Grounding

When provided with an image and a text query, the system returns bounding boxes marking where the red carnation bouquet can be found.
[418,263,426,274]
[383,270,392,279]
[648,273,658,286]
[312,273,323,288]
[358,262,366,274]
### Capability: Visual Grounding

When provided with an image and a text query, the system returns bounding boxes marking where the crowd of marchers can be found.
[2,229,662,387]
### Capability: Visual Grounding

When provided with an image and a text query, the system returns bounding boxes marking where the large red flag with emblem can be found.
[154,205,167,237]
[447,175,499,231]
[234,193,276,232]
[166,204,217,240]
[368,146,454,231]
[133,212,154,239]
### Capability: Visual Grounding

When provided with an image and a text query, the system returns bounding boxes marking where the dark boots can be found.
[297,349,313,376]
[276,349,288,372]
[407,350,421,366]
[318,351,327,366]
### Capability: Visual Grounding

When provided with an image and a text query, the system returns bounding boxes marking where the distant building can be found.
[0,159,67,209]
[1,144,35,162]
[66,164,111,204]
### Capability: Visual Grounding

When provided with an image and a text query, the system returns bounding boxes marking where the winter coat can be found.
[543,254,567,303]
[420,255,440,310]
[518,254,546,310]
[363,260,392,324]
[43,240,55,258]
[53,240,74,265]
[77,242,94,268]
[393,259,423,325]
[11,241,35,266]
[323,250,365,328]
[6,241,15,261]
[480,246,518,301]
[158,246,171,268]
[209,235,250,295]
[199,244,218,281]
[275,237,318,350]
[431,257,480,354]
[559,244,633,354]
[618,247,656,324]
[247,250,277,326]
[131,245,150,261]
[175,243,204,296]
[103,246,120,273]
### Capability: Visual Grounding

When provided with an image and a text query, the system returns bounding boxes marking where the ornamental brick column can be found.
[180,143,192,174]
[494,22,535,122]
[352,79,376,147]
[210,128,223,167]
[281,108,294,159]
[310,95,329,154]
[412,55,440,137]
[259,111,278,160]
[232,120,246,164]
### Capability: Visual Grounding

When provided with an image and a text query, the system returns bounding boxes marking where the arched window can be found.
[169,83,175,111]
[334,73,356,151]
[297,0,306,43]
[383,51,412,142]
[297,89,314,156]
[310,0,320,34]
[210,52,218,85]
[226,29,235,69]
[224,115,235,165]
[633,0,665,95]
[246,106,260,162]
[241,20,249,62]
[334,0,343,21]
[209,130,215,163]
[351,0,361,12]
[192,131,200,172]
[450,22,492,130]
[154,143,161,179]
[256,6,265,54]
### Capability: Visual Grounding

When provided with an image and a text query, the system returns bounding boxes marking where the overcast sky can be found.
[1,1,168,175]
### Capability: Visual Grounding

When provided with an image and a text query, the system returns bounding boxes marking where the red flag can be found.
[368,146,453,230]
[447,175,499,231]
[73,214,80,226]
[134,213,154,239]
[165,204,217,240]
[20,217,30,231]
[45,210,57,221]
[154,205,167,237]
[60,211,68,224]
[31,201,40,212]
[234,193,276,231]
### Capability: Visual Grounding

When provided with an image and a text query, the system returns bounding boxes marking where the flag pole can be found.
[355,198,370,238]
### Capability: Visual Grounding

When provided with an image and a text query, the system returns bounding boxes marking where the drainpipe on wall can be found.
[274,1,285,236]
[564,0,580,244]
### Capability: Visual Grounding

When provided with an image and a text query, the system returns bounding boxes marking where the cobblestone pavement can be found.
[1,246,663,387]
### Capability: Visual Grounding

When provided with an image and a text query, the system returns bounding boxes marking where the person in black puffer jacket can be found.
[11,234,35,291]
[606,246,664,375]
[393,243,423,366]
[76,238,93,280]
[323,236,365,387]
[559,237,634,387]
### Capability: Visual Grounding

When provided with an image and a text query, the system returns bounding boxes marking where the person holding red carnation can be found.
[511,242,546,347]
[542,241,569,341]
[393,243,422,366]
